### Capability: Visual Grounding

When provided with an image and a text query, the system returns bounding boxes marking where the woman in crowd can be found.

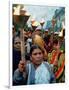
[13,44,56,85]
[49,39,65,83]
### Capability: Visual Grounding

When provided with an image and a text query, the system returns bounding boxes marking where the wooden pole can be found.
[20,29,25,60]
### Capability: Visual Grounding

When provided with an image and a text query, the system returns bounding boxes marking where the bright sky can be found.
[24,5,61,28]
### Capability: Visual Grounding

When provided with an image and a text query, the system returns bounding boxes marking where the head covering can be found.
[35,25,41,31]
[54,32,59,35]
[44,28,48,32]
[33,35,45,50]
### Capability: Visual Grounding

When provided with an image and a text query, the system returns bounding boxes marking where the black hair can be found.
[44,35,51,45]
[53,39,58,45]
[30,44,44,55]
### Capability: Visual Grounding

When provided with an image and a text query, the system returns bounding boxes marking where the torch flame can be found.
[14,5,21,15]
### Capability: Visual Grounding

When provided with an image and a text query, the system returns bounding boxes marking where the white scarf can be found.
[35,62,50,84]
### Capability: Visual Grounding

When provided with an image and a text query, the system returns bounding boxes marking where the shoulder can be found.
[14,69,23,76]
[43,61,52,67]
[43,62,52,70]
[59,52,65,58]
[52,50,56,53]
[14,69,19,74]
[43,61,53,72]
[58,52,65,61]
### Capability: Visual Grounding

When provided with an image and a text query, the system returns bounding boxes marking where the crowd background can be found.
[12,4,65,85]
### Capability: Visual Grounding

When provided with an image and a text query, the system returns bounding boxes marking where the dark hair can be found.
[53,39,58,45]
[44,35,51,45]
[30,44,44,55]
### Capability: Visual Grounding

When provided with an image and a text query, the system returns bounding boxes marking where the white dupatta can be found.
[35,62,51,84]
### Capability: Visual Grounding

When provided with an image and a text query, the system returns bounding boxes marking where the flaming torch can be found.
[31,18,36,30]
[13,5,30,60]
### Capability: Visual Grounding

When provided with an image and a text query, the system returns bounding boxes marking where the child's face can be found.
[53,42,60,50]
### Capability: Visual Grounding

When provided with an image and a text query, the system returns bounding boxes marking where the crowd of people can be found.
[12,25,65,85]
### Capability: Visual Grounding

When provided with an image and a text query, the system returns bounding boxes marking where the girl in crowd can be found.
[49,39,65,83]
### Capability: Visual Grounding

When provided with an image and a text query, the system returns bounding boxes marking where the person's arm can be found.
[13,60,27,85]
[13,69,27,85]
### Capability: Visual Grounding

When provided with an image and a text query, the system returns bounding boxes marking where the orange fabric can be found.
[50,51,65,79]
[55,60,65,79]
[50,51,57,64]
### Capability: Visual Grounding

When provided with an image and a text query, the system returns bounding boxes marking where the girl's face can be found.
[30,48,44,66]
[53,42,60,50]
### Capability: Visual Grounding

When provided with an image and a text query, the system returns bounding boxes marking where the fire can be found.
[14,5,21,15]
